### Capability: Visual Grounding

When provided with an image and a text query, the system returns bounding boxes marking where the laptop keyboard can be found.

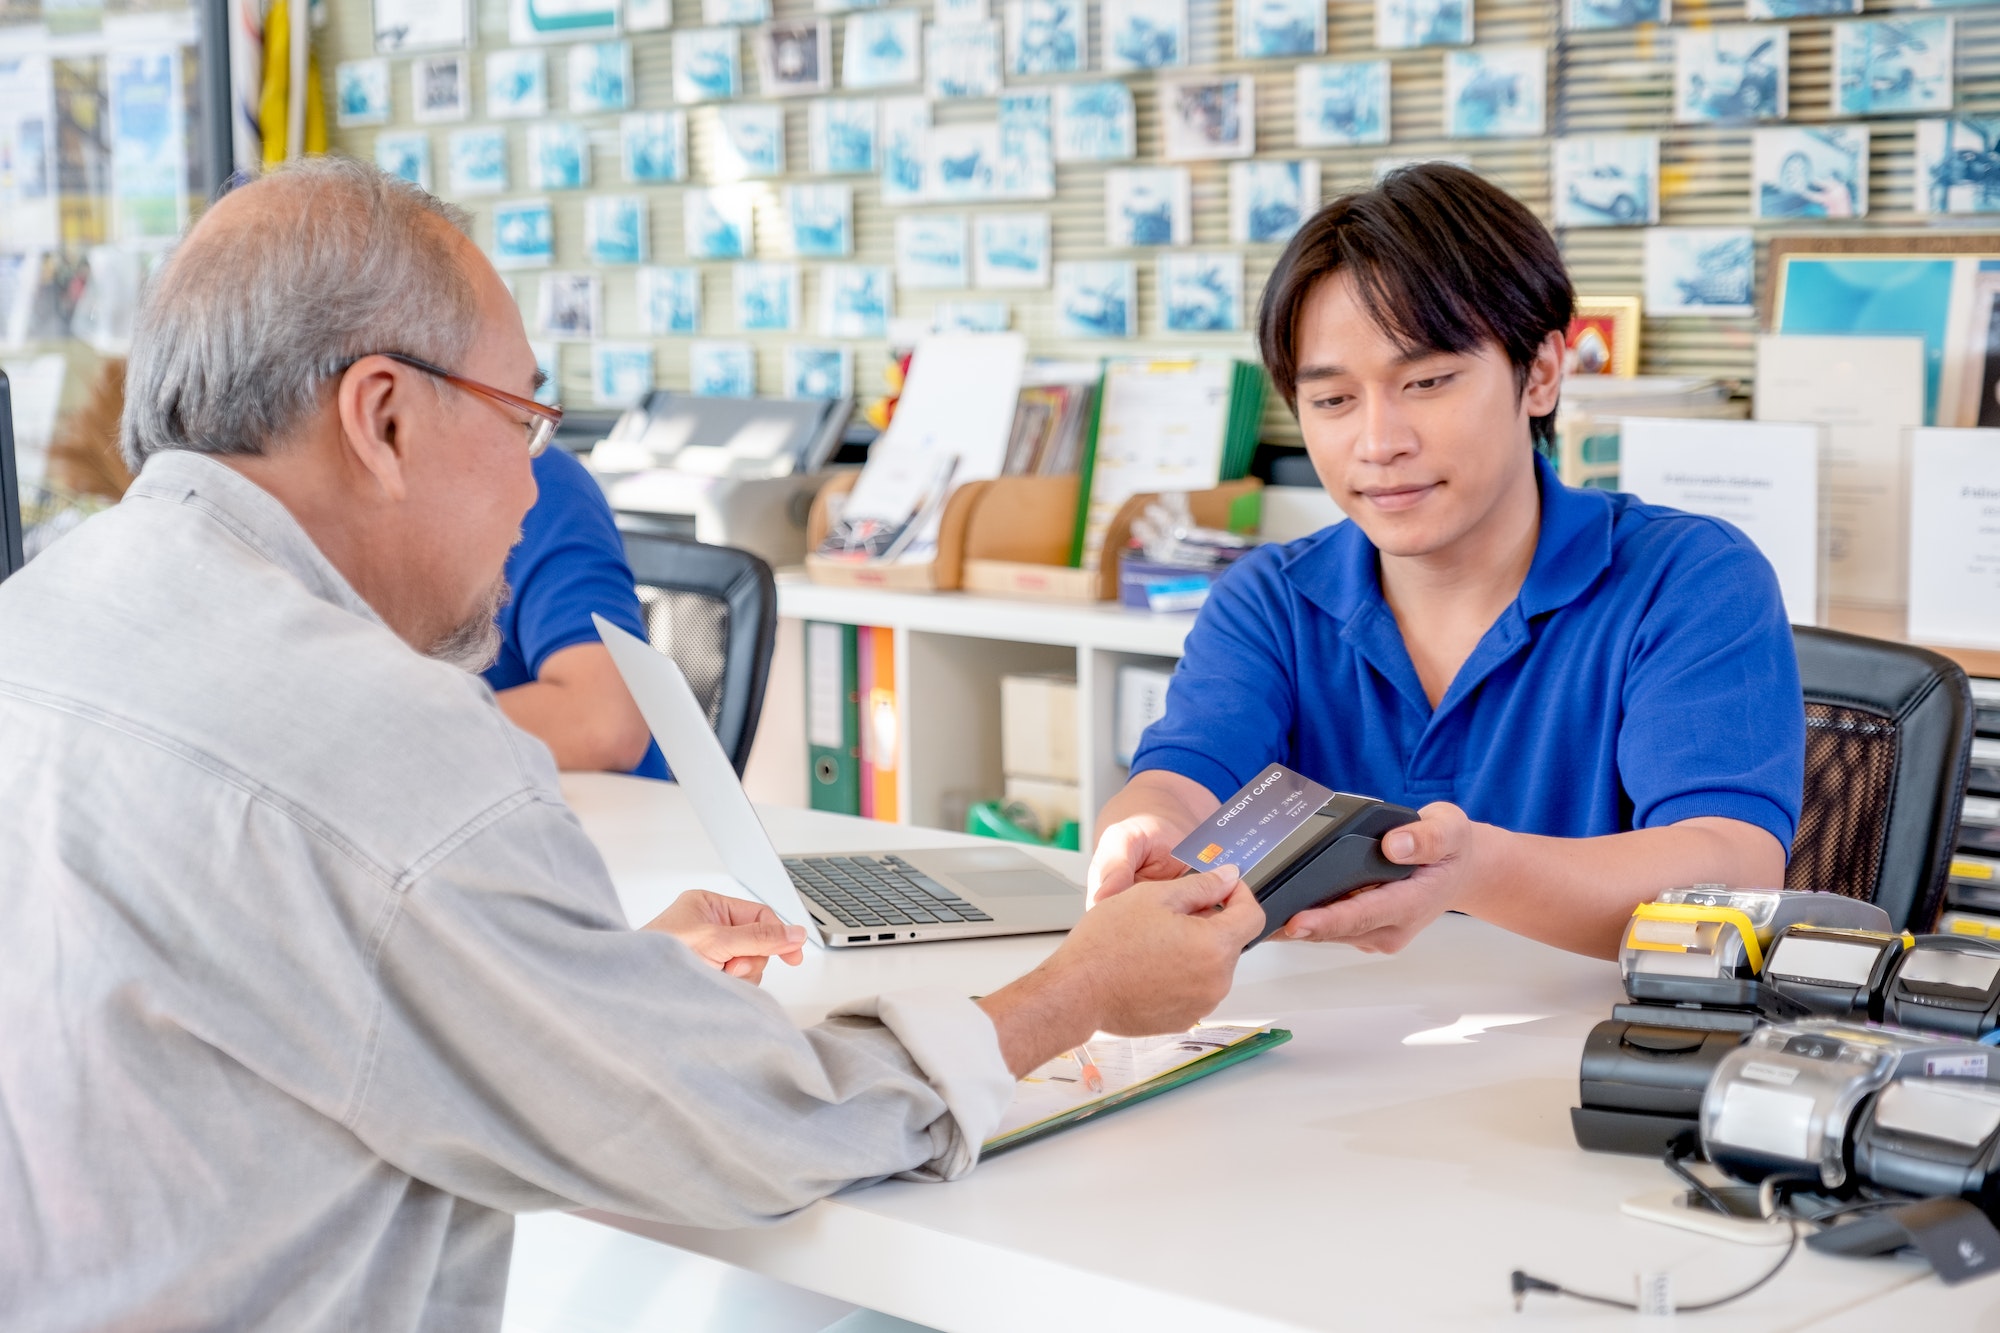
[783,855,993,929]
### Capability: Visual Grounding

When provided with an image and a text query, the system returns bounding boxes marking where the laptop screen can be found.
[0,371,25,584]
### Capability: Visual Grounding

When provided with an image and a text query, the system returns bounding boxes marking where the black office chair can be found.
[1785,626,1974,931]
[615,519,777,776]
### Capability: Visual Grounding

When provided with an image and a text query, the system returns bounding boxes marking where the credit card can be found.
[1172,763,1336,877]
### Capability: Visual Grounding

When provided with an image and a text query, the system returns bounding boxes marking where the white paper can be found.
[806,621,845,750]
[1908,427,2000,650]
[107,47,187,244]
[0,54,58,251]
[373,0,471,53]
[1619,416,1822,626]
[1,353,67,489]
[840,332,1025,560]
[1755,334,1924,609]
[1083,359,1233,569]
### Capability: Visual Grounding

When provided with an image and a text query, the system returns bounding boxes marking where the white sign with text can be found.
[1620,417,1823,626]
[1909,428,2000,650]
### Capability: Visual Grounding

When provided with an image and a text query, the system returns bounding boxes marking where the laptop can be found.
[595,615,1084,947]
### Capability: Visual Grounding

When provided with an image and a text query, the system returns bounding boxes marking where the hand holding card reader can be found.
[1169,764,1417,948]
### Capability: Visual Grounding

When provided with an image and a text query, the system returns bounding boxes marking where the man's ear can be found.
[335,357,412,503]
[1521,329,1566,418]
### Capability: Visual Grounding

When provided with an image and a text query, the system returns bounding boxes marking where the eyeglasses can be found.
[340,351,562,457]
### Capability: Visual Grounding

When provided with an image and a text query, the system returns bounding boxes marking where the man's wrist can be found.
[1453,818,1514,922]
[976,953,1103,1078]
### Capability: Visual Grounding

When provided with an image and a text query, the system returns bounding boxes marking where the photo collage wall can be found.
[322,0,2000,416]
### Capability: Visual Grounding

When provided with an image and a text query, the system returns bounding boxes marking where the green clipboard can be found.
[981,1028,1292,1157]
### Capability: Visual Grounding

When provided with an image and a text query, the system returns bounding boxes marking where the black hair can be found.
[1256,163,1575,450]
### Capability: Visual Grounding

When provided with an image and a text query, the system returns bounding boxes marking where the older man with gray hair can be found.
[0,157,1260,1331]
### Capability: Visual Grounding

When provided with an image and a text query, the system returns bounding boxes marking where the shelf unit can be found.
[739,576,1197,848]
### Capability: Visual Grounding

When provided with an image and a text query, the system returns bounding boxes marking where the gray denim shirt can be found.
[0,452,1012,1332]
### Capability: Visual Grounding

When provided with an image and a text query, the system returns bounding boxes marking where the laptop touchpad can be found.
[909,847,1079,898]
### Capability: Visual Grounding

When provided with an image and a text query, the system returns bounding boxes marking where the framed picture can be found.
[895,213,969,289]
[492,197,555,269]
[538,272,602,340]
[527,122,591,189]
[1160,75,1254,160]
[684,186,756,259]
[843,11,921,88]
[733,262,800,331]
[448,128,509,195]
[375,132,432,190]
[879,97,931,205]
[820,263,892,336]
[810,98,878,173]
[673,29,741,102]
[788,183,853,257]
[1295,60,1389,148]
[621,110,688,183]
[636,266,702,335]
[926,20,1002,99]
[1553,134,1658,227]
[1748,0,1853,16]
[1105,167,1191,246]
[1005,0,1084,76]
[935,301,1010,332]
[567,40,633,113]
[704,0,768,22]
[1752,126,1868,221]
[1157,253,1242,333]
[759,19,832,95]
[1833,18,1952,118]
[1054,261,1136,338]
[1228,160,1320,244]
[1916,119,2000,216]
[1054,82,1135,161]
[584,194,648,265]
[1644,227,1755,317]
[1674,27,1788,125]
[716,104,786,178]
[785,344,854,399]
[591,342,654,408]
[1445,46,1546,139]
[1566,295,1640,376]
[1236,0,1323,60]
[1567,0,1665,32]
[411,54,470,123]
[1101,0,1186,71]
[972,212,1051,288]
[1377,0,1471,50]
[485,50,549,119]
[690,341,757,396]
[374,0,471,53]
[335,59,391,127]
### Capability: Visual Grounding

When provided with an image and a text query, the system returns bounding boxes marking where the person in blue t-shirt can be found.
[485,445,668,779]
[1091,163,1804,959]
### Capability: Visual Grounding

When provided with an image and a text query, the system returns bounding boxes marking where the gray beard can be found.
[428,576,510,672]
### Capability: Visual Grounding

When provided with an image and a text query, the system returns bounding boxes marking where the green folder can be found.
[805,621,860,816]
[982,1028,1292,1157]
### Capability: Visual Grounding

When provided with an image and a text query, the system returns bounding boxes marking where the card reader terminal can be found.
[1881,936,2000,1039]
[1853,1076,2000,1213]
[1761,925,1912,1022]
[1238,793,1419,946]
[1620,887,1891,1009]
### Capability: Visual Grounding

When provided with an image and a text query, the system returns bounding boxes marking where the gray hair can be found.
[121,156,479,470]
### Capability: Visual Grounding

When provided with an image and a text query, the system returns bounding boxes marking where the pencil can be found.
[1073,1043,1104,1095]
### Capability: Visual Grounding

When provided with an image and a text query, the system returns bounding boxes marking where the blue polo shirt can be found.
[1132,454,1804,848]
[483,447,668,780]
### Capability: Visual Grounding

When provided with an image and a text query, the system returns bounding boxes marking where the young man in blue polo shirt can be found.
[484,444,669,778]
[1091,163,1803,959]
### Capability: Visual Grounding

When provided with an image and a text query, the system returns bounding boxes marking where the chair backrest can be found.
[615,519,777,775]
[1786,626,1974,930]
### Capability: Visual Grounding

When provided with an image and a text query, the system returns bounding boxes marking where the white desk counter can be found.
[559,773,1961,1332]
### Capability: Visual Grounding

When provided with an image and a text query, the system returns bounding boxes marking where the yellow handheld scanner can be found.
[1620,886,1892,1008]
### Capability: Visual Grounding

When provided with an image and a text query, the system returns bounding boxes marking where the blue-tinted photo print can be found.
[674,29,742,102]
[528,122,591,190]
[1446,46,1546,138]
[789,184,852,257]
[336,60,390,128]
[1754,125,1867,219]
[492,198,555,269]
[1295,60,1389,147]
[1552,134,1658,226]
[785,345,853,399]
[1105,167,1190,246]
[879,97,929,204]
[1158,253,1241,332]
[637,266,703,335]
[844,11,921,88]
[810,98,877,173]
[1748,0,1853,18]
[717,105,786,178]
[973,213,1050,288]
[734,263,799,331]
[1102,0,1185,71]
[486,50,547,119]
[1229,160,1318,244]
[1237,0,1323,59]
[375,133,432,190]
[1376,0,1471,49]
[1675,27,1788,123]
[622,111,688,184]
[690,342,756,397]
[585,195,648,265]
[592,343,654,408]
[895,214,968,289]
[1643,227,1755,316]
[567,41,632,114]
[821,264,891,336]
[1567,0,1666,31]
[448,128,509,195]
[1006,0,1083,75]
[1835,18,1952,117]
[1055,82,1135,161]
[1916,119,2000,215]
[685,187,756,259]
[1055,261,1136,338]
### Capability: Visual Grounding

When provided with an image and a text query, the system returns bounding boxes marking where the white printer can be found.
[588,390,854,567]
